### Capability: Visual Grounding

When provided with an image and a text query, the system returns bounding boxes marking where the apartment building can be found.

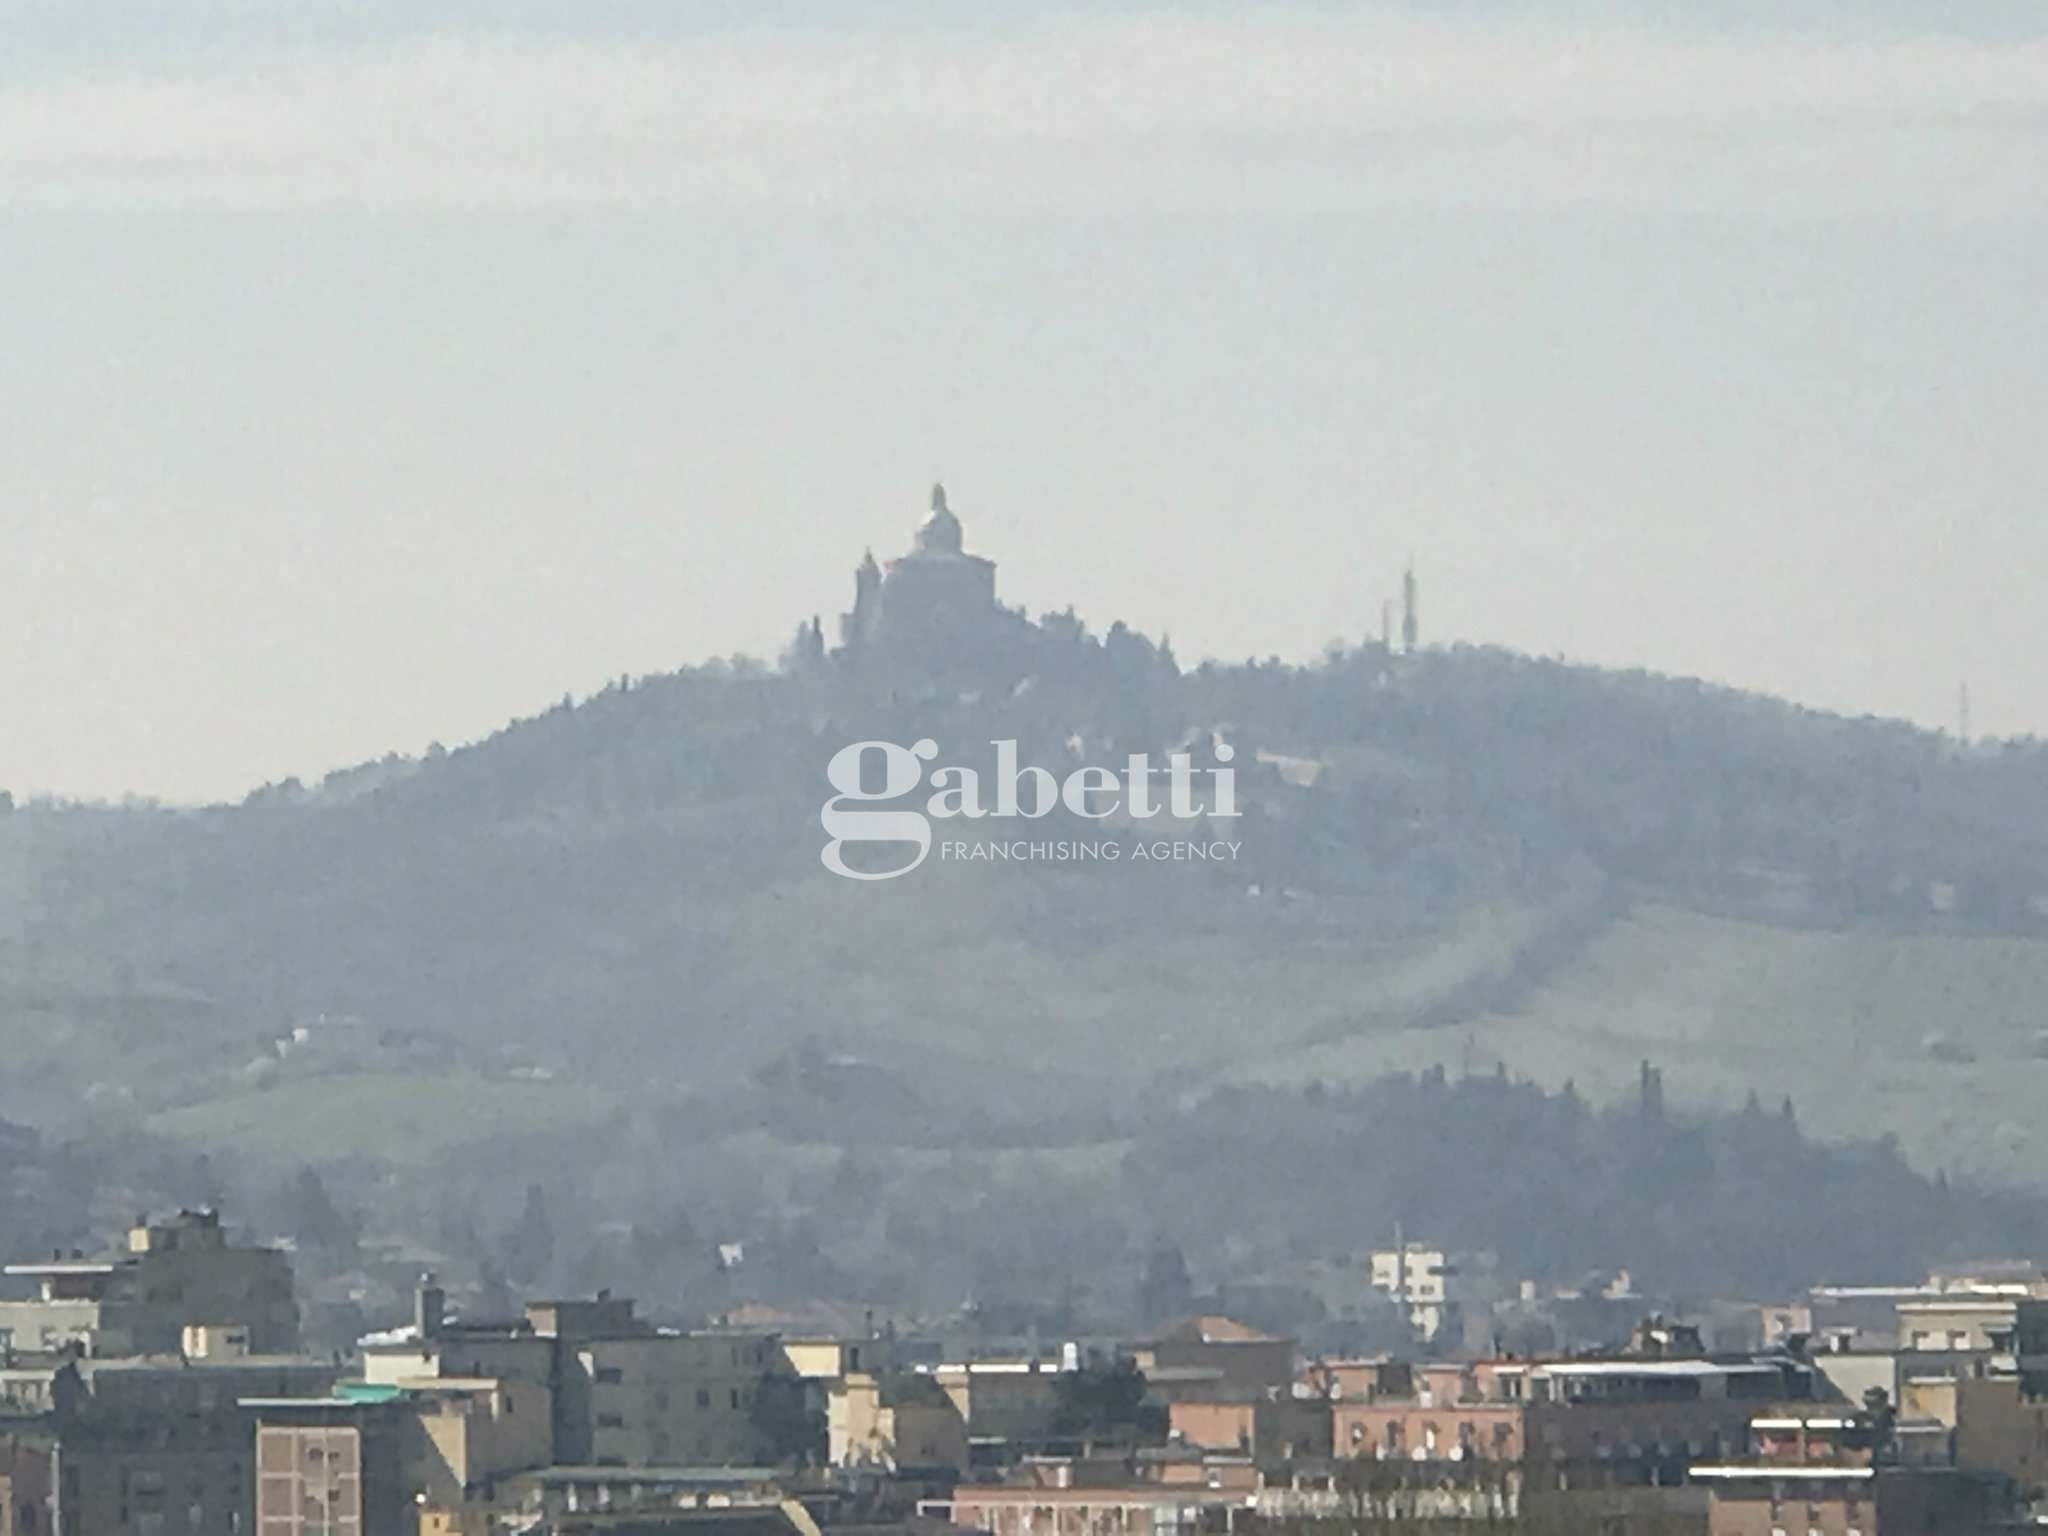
[926,1361,1068,1454]
[362,1283,783,1469]
[0,1335,334,1533]
[1130,1317,1294,1399]
[1332,1358,1807,1479]
[572,1330,779,1466]
[1693,1465,1997,1536]
[1167,1397,1333,1461]
[1369,1246,1499,1347]
[0,1210,299,1357]
[250,1388,414,1536]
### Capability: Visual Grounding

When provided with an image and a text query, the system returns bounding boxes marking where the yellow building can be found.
[829,1371,968,1472]
[781,1338,883,1381]
[573,1331,781,1466]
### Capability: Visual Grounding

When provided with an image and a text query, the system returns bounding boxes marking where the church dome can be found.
[916,482,964,555]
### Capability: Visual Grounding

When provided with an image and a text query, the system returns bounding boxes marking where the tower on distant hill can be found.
[1401,562,1420,653]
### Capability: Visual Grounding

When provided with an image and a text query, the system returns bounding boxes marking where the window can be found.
[697,1388,712,1409]
[594,1367,623,1385]
[596,1412,625,1429]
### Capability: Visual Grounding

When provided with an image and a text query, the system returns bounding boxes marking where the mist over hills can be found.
[6,624,2048,1140]
[7,613,2048,1319]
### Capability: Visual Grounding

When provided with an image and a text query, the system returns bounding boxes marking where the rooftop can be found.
[83,1354,330,1374]
[1897,1299,2025,1313]
[1150,1316,1286,1346]
[518,1466,784,1487]
[241,1381,408,1411]
[1525,1360,1784,1380]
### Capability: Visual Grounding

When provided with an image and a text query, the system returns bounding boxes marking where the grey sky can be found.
[3,1,2045,802]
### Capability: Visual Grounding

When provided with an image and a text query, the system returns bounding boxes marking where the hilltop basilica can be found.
[784,481,1186,691]
[826,484,1023,677]
[841,483,996,651]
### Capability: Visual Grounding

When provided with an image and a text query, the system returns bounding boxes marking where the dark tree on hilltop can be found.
[1120,1068,2045,1298]
[1138,1242,1193,1325]
[503,1182,557,1283]
[278,1167,361,1262]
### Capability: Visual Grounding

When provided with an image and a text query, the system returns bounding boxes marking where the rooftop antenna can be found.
[1958,683,1972,748]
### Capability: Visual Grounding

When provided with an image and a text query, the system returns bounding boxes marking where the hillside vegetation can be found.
[5,627,2048,1310]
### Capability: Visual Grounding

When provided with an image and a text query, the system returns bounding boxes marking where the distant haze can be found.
[4,1,2046,801]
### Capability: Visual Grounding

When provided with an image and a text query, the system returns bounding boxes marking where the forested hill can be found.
[5,631,2048,1186]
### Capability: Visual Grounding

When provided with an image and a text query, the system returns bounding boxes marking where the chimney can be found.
[416,1273,446,1342]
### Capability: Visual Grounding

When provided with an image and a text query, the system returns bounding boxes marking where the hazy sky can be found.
[3,0,2046,802]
